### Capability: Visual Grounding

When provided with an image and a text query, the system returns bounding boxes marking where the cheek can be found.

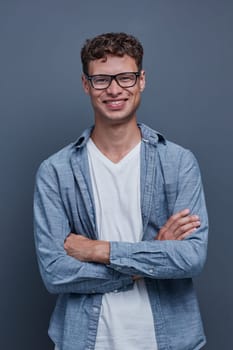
[89,93,103,108]
[132,90,141,102]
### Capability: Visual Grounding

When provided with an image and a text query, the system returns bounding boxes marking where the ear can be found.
[82,74,90,95]
[139,70,146,92]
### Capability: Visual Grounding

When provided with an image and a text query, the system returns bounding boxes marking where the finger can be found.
[176,227,198,241]
[75,235,89,241]
[64,232,78,241]
[64,234,78,248]
[168,214,200,233]
[164,209,190,229]
[174,220,200,238]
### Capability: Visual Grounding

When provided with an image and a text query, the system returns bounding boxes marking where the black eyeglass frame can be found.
[84,71,141,90]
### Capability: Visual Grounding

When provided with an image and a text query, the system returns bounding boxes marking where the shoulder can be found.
[159,139,195,162]
[156,140,201,186]
[36,126,92,176]
[38,143,74,173]
[162,140,198,167]
[140,122,195,161]
[140,123,200,177]
[35,143,76,184]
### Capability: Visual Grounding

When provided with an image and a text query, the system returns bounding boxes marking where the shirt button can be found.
[93,307,99,313]
[149,268,154,273]
[113,289,118,293]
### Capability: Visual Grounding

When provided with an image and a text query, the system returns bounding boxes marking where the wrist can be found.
[92,241,110,264]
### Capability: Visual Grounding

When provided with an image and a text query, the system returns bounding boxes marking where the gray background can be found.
[0,0,232,349]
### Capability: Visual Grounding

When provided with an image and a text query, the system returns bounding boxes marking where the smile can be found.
[103,99,128,108]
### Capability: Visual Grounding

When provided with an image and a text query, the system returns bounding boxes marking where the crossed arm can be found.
[34,150,207,293]
[64,209,200,264]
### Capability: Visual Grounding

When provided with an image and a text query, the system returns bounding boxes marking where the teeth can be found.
[107,100,122,105]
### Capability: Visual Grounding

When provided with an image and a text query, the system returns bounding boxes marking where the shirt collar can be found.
[138,122,166,145]
[73,126,93,148]
[73,123,166,149]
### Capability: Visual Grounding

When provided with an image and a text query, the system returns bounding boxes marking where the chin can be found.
[106,114,136,126]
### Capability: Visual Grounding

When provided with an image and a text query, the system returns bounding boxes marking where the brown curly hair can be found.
[81,32,143,74]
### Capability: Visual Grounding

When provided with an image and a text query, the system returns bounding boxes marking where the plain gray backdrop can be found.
[0,0,232,349]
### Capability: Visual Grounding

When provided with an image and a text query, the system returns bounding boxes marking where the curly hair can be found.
[81,32,143,74]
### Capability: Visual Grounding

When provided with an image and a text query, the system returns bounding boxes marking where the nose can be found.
[106,77,122,95]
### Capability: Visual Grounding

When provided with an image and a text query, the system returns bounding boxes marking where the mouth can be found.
[103,99,128,109]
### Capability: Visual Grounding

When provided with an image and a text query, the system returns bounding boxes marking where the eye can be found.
[118,74,134,82]
[93,76,110,85]
[118,73,135,84]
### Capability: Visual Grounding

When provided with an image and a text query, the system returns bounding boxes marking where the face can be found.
[82,55,145,126]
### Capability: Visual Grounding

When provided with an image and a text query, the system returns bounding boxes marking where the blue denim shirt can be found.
[34,123,208,350]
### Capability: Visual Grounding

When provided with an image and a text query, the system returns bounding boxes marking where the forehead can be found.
[88,55,138,75]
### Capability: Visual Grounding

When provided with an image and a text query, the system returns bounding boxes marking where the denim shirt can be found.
[34,123,208,350]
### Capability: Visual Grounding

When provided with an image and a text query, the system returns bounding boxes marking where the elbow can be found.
[169,240,208,279]
[183,243,208,278]
[44,282,58,294]
[38,260,64,294]
[40,269,60,294]
[189,257,205,277]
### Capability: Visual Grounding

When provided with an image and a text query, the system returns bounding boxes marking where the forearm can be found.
[108,188,208,278]
[109,232,207,279]
[64,234,110,264]
[64,207,206,280]
[36,248,133,294]
[35,227,133,294]
[62,233,207,282]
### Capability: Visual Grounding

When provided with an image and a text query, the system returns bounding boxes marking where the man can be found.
[34,32,208,350]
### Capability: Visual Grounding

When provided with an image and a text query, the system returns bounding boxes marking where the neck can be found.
[91,119,141,163]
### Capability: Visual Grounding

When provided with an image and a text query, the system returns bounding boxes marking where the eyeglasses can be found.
[85,72,141,90]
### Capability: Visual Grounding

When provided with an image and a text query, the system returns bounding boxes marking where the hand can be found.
[64,234,110,264]
[132,275,142,281]
[155,209,200,241]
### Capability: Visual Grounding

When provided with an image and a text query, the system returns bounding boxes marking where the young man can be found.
[34,32,208,350]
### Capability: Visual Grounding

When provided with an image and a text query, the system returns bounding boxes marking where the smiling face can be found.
[82,55,145,126]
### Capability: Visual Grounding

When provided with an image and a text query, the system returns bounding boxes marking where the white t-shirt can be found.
[87,138,158,350]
